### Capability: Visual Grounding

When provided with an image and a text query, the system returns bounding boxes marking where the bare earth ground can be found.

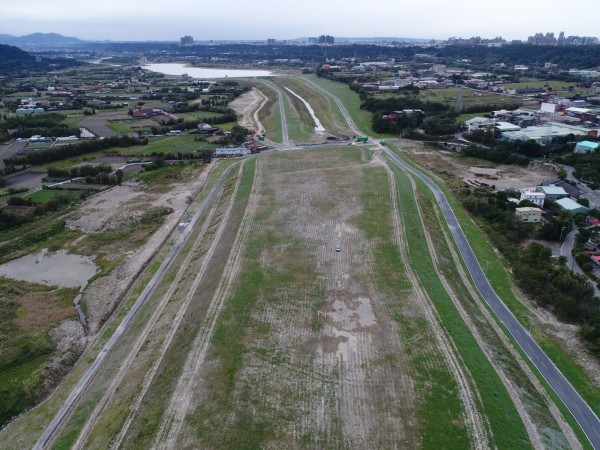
[172,150,420,447]
[391,139,558,190]
[66,162,214,334]
[78,112,131,138]
[229,87,267,132]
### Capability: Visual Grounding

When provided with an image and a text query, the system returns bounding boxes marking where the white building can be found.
[520,191,546,207]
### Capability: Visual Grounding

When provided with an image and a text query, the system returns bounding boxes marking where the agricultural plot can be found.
[418,87,522,108]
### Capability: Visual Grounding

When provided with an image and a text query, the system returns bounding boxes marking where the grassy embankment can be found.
[388,143,597,447]
[303,74,383,138]
[48,159,245,449]
[276,77,353,138]
[254,80,283,143]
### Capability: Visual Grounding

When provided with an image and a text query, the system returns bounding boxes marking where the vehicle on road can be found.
[336,245,341,252]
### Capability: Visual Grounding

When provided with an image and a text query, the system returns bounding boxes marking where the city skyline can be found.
[1,0,598,42]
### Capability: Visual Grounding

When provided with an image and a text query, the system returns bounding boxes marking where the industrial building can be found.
[575,141,600,154]
[536,185,568,201]
[501,122,595,144]
[215,147,249,157]
[555,198,589,215]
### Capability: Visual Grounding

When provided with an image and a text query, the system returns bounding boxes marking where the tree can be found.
[557,167,567,179]
[577,198,590,208]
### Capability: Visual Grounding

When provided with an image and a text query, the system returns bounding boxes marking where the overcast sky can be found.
[1,0,598,42]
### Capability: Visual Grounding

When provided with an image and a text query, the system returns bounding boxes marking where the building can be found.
[575,140,600,153]
[520,191,546,207]
[536,185,568,201]
[180,36,194,45]
[555,197,589,215]
[215,147,249,157]
[502,122,595,144]
[317,35,334,44]
[515,207,543,222]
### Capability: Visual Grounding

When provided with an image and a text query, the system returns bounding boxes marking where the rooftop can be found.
[556,197,589,213]
[537,185,567,195]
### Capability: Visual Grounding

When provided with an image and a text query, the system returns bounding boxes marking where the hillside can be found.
[0,33,85,48]
[0,44,81,75]
[0,44,35,73]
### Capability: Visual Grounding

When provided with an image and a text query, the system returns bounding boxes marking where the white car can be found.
[335,245,341,252]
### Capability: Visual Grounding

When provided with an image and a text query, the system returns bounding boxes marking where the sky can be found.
[1,0,598,42]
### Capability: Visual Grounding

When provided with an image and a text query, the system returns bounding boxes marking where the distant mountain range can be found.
[0,33,85,48]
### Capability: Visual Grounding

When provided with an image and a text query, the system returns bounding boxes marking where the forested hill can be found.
[0,44,80,75]
[0,44,34,73]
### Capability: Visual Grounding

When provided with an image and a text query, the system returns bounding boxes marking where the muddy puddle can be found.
[0,249,98,288]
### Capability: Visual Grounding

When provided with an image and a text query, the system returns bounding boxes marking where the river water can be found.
[284,87,326,132]
[144,63,274,79]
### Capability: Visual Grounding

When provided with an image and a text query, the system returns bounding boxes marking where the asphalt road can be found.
[33,161,243,449]
[382,145,600,448]
[306,80,600,447]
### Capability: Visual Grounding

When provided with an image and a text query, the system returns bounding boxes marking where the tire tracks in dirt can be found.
[379,153,492,449]
[72,184,226,448]
[152,158,261,448]
[253,88,268,133]
[108,162,246,449]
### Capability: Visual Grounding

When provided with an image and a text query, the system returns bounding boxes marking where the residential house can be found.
[515,207,543,222]
[519,191,545,207]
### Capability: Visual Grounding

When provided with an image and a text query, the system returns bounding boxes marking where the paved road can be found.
[560,226,600,298]
[306,81,600,447]
[382,145,600,448]
[33,161,243,449]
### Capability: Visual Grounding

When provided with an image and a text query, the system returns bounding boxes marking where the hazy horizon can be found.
[1,0,598,43]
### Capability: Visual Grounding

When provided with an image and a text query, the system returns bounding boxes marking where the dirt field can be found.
[67,163,214,334]
[391,138,559,190]
[79,111,131,138]
[2,146,584,448]
[230,87,267,132]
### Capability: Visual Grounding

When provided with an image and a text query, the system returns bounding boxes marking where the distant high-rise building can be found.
[317,35,334,44]
[267,39,276,44]
[527,31,598,45]
[180,36,194,46]
[308,37,318,44]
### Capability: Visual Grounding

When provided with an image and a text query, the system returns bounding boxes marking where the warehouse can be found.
[555,198,589,215]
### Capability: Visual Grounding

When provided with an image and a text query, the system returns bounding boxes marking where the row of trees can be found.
[47,164,113,179]
[0,192,85,231]
[459,187,600,354]
[4,136,147,167]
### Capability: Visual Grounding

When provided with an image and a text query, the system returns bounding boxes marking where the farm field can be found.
[418,86,523,108]
[8,146,587,449]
